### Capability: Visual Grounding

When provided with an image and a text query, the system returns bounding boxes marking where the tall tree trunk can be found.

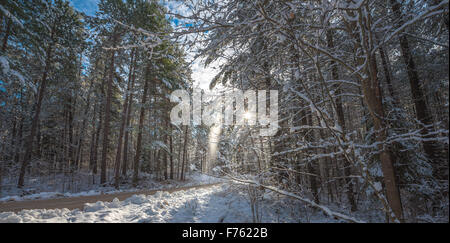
[177,133,183,179]
[155,150,160,179]
[75,60,97,171]
[180,125,188,181]
[163,144,168,180]
[113,95,128,188]
[169,123,174,180]
[326,30,357,212]
[92,67,107,176]
[163,118,169,180]
[114,49,135,189]
[378,46,400,106]
[364,53,404,222]
[17,34,54,188]
[68,95,75,171]
[75,87,92,171]
[122,50,137,178]
[132,64,150,186]
[89,104,97,172]
[100,34,118,185]
[389,0,441,169]
[122,97,133,177]
[305,107,319,204]
[14,116,23,164]
[63,105,69,169]
[10,117,17,160]
[92,104,102,175]
[346,7,403,221]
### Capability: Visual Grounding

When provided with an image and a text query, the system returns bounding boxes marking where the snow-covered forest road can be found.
[0,183,221,213]
[2,183,327,223]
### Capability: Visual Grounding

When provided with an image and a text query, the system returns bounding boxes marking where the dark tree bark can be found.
[17,30,55,188]
[177,132,183,179]
[75,61,97,171]
[305,107,319,204]
[100,33,118,185]
[389,0,442,170]
[14,116,23,164]
[163,144,168,180]
[92,103,102,175]
[345,8,403,221]
[122,96,133,177]
[92,67,108,176]
[169,123,174,180]
[378,45,400,106]
[114,49,135,188]
[122,50,137,178]
[163,117,169,180]
[68,95,75,171]
[132,63,150,186]
[89,103,97,172]
[326,30,357,212]
[365,53,404,222]
[180,125,188,181]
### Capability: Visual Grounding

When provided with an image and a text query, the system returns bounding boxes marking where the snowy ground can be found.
[0,183,316,223]
[0,182,369,223]
[0,172,222,202]
[1,180,446,223]
[1,174,446,223]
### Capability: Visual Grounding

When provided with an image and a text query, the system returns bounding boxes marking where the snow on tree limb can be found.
[0,5,24,29]
[225,174,366,223]
[373,0,449,55]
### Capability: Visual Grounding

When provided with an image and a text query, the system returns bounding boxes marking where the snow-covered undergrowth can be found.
[0,172,222,202]
[1,181,446,223]
[0,183,350,223]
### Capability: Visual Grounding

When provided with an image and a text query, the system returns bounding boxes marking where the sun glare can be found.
[243,111,252,120]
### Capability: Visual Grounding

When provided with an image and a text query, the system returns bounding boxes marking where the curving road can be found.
[0,183,222,213]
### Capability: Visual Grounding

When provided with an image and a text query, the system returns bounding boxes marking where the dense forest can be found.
[0,0,448,223]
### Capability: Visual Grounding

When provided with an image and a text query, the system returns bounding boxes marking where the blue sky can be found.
[67,0,216,90]
[69,0,99,16]
[69,0,186,26]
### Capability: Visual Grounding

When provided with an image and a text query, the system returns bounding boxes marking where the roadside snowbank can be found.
[0,172,223,202]
[0,183,341,223]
